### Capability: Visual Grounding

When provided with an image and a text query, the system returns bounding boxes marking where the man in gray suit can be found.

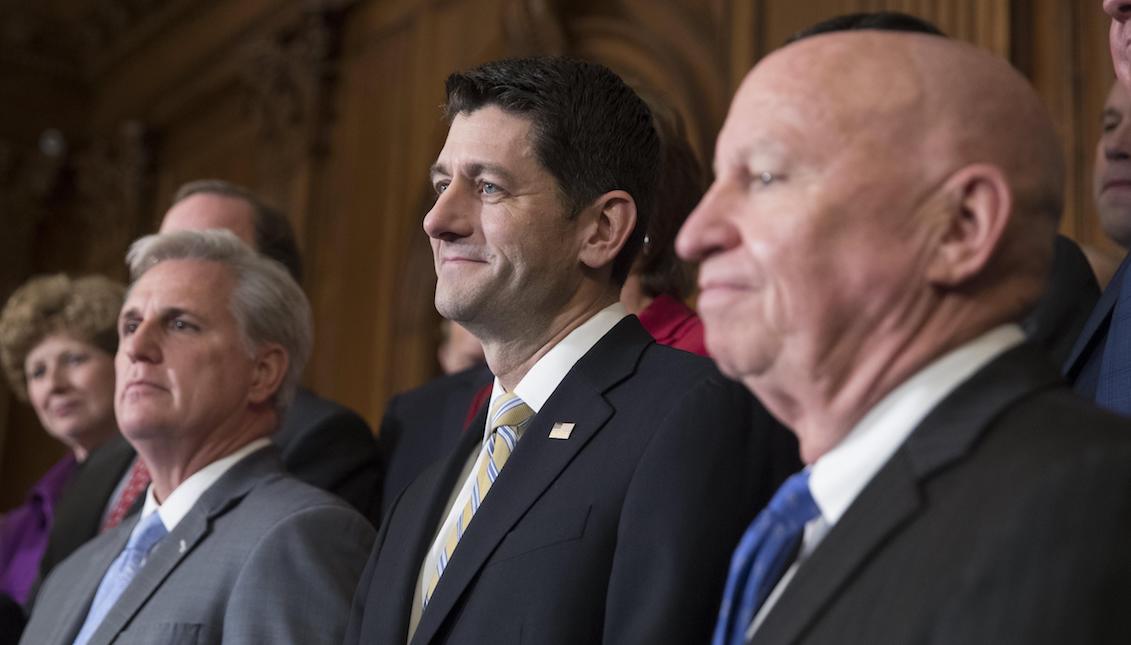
[21,229,375,644]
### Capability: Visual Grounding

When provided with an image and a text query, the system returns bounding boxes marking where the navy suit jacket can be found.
[751,344,1131,644]
[1064,253,1130,395]
[345,316,799,645]
[379,364,492,516]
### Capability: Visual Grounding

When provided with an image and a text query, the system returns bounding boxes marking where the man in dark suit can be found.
[160,180,381,515]
[346,57,796,645]
[677,30,1131,644]
[21,229,374,644]
[379,362,490,512]
[1065,73,1131,406]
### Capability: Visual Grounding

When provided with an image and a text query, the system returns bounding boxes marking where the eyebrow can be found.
[119,306,199,323]
[429,161,519,186]
[1104,107,1122,121]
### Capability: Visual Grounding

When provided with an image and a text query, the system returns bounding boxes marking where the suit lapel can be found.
[753,344,1063,645]
[47,528,131,645]
[1064,255,1128,377]
[411,317,650,645]
[377,415,487,643]
[86,448,281,645]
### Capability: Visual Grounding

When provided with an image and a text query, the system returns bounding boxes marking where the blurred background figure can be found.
[436,320,485,376]
[620,100,709,356]
[1087,79,1131,286]
[0,275,124,609]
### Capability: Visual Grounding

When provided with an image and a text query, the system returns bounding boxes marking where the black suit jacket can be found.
[1064,253,1130,396]
[751,344,1131,645]
[274,387,381,518]
[346,316,799,645]
[379,364,492,514]
[35,435,135,588]
[1023,234,1100,367]
[32,386,379,604]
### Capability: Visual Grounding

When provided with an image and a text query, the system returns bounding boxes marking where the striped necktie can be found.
[423,392,534,607]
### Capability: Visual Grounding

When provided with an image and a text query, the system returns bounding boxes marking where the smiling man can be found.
[678,32,1131,644]
[21,230,374,645]
[346,57,795,645]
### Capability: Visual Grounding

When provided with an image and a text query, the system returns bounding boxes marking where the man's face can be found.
[115,259,257,445]
[161,193,257,246]
[424,106,585,336]
[1107,1,1131,92]
[676,59,931,385]
[1094,80,1131,249]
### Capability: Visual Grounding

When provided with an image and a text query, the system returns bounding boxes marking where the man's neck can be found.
[752,306,998,464]
[483,292,619,391]
[138,412,275,502]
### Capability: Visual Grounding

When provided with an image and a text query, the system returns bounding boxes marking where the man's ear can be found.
[578,190,637,272]
[248,343,289,406]
[926,164,1013,286]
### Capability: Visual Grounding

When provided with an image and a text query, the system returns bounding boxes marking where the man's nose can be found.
[423,181,476,242]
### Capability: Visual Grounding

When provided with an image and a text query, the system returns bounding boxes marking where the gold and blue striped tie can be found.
[423,392,534,606]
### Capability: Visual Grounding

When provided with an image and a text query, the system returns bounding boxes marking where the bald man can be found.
[679,32,1131,645]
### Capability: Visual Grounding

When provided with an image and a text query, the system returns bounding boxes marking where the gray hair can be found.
[125,229,312,412]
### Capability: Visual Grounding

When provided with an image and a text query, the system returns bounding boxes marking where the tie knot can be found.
[488,392,535,433]
[126,511,168,554]
[766,470,821,530]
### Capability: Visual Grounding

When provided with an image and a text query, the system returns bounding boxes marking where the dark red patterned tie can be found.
[101,458,152,532]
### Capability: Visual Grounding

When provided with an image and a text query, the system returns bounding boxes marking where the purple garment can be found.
[0,454,77,605]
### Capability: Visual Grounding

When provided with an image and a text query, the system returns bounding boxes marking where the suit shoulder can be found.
[246,472,368,521]
[387,364,490,412]
[996,387,1131,454]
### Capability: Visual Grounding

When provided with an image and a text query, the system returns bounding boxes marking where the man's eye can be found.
[170,319,194,331]
[756,171,777,186]
[27,366,45,380]
[481,182,499,195]
[121,321,139,335]
[435,181,450,195]
[1104,119,1120,133]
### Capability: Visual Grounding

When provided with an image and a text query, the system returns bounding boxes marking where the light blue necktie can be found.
[73,511,168,645]
[713,470,820,645]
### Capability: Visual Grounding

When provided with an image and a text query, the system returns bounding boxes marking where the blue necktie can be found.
[713,470,820,645]
[73,511,168,645]
[1097,272,1131,416]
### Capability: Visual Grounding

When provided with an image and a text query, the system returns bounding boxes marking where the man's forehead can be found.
[125,259,232,311]
[161,194,256,246]
[721,38,928,157]
[437,107,536,166]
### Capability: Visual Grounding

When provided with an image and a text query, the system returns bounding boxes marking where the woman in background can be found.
[0,274,124,607]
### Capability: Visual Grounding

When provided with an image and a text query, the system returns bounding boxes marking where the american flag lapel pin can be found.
[549,422,575,440]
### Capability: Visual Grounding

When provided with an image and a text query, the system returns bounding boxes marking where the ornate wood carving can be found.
[72,121,156,275]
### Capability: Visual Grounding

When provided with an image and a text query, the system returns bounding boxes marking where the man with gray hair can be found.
[20,230,375,645]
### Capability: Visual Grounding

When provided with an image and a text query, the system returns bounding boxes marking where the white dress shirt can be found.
[408,303,628,640]
[748,324,1025,638]
[138,437,273,533]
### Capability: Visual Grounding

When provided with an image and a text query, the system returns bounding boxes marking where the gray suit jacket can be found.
[21,448,375,645]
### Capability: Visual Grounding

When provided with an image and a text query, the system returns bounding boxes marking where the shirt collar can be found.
[486,302,628,438]
[140,437,272,532]
[809,324,1025,526]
